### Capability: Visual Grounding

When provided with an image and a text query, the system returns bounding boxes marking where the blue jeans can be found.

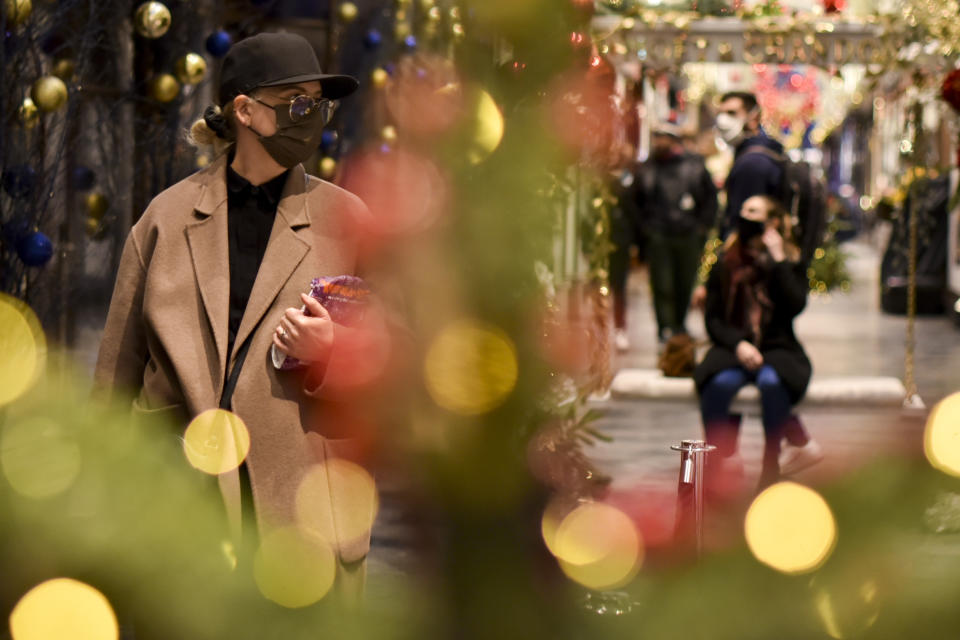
[700,365,795,484]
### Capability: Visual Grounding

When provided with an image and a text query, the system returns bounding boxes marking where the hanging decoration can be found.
[2,165,37,199]
[174,53,206,85]
[338,2,358,23]
[149,73,180,102]
[71,166,95,191]
[205,29,232,58]
[134,1,172,39]
[31,75,68,111]
[52,58,76,82]
[17,97,39,128]
[16,231,53,267]
[4,0,32,28]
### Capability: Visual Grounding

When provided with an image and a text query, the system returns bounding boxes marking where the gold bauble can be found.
[371,68,389,89]
[381,125,398,143]
[318,157,337,180]
[149,73,180,102]
[85,193,109,220]
[84,217,107,240]
[174,53,207,85]
[4,0,32,28]
[17,97,39,129]
[134,1,172,39]
[30,76,68,112]
[394,21,411,39]
[52,58,76,82]
[418,0,435,8]
[338,2,358,22]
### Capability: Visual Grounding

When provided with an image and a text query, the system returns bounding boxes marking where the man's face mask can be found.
[715,112,747,146]
[250,95,335,169]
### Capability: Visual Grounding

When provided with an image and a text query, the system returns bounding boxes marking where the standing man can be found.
[714,91,784,237]
[631,123,718,345]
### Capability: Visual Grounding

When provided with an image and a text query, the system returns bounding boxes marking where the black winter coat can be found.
[693,255,812,404]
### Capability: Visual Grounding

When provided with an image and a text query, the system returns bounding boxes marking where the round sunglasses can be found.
[255,94,338,124]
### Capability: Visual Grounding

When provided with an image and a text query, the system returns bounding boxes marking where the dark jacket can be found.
[631,151,718,238]
[693,252,812,404]
[723,132,784,236]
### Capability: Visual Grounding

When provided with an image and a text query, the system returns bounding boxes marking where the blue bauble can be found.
[363,29,382,49]
[384,63,396,76]
[2,218,30,247]
[320,130,339,152]
[71,166,96,191]
[17,231,54,267]
[2,165,37,199]
[403,35,417,50]
[206,30,233,58]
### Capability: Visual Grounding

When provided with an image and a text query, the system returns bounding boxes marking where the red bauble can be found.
[942,69,960,114]
[822,0,845,12]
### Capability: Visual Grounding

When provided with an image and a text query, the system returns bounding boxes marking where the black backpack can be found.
[744,146,827,266]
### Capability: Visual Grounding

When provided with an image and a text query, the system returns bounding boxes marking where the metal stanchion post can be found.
[671,439,716,556]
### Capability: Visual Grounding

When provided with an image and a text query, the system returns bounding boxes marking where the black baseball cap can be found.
[218,32,359,105]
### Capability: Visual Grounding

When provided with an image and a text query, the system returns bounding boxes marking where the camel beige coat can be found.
[94,154,374,562]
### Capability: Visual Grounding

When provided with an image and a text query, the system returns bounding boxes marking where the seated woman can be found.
[694,195,823,491]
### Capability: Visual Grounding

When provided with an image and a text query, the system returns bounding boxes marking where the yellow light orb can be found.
[85,192,109,220]
[182,409,250,475]
[812,574,881,640]
[174,52,206,85]
[418,0,435,8]
[253,527,336,608]
[424,319,518,416]
[296,460,378,547]
[0,293,45,407]
[381,125,398,143]
[4,0,32,28]
[1,417,81,499]
[30,76,68,112]
[18,97,39,129]
[52,58,76,82]
[338,1,358,22]
[134,1,172,39]
[371,68,389,89]
[84,218,103,239]
[10,578,118,640]
[149,73,180,103]
[318,157,337,180]
[924,392,960,477]
[551,502,643,590]
[745,481,837,575]
[466,88,504,165]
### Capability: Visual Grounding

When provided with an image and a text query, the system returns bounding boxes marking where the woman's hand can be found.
[735,340,763,371]
[273,293,335,365]
[761,226,786,262]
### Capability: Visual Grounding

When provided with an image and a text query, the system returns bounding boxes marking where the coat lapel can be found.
[231,165,312,363]
[186,157,231,378]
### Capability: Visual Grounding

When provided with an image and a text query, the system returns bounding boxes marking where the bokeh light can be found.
[745,482,837,575]
[924,392,960,477]
[384,53,463,137]
[295,459,378,548]
[464,88,504,165]
[812,575,881,639]
[182,409,250,475]
[340,147,448,239]
[253,526,336,608]
[545,502,643,590]
[0,293,46,407]
[9,578,118,640]
[1,416,81,499]
[424,319,518,416]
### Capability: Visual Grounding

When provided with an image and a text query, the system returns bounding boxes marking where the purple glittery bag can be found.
[271,275,371,370]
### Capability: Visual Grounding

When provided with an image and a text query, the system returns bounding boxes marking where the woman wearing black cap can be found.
[95,32,374,602]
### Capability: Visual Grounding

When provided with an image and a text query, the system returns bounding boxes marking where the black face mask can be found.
[737,217,766,242]
[251,103,326,169]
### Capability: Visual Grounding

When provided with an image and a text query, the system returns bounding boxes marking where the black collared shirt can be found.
[225,162,289,361]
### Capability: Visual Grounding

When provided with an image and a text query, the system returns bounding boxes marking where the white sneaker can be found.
[779,439,825,476]
[614,329,630,353]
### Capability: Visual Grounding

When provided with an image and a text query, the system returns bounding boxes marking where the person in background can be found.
[694,195,824,493]
[630,123,718,346]
[608,142,638,352]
